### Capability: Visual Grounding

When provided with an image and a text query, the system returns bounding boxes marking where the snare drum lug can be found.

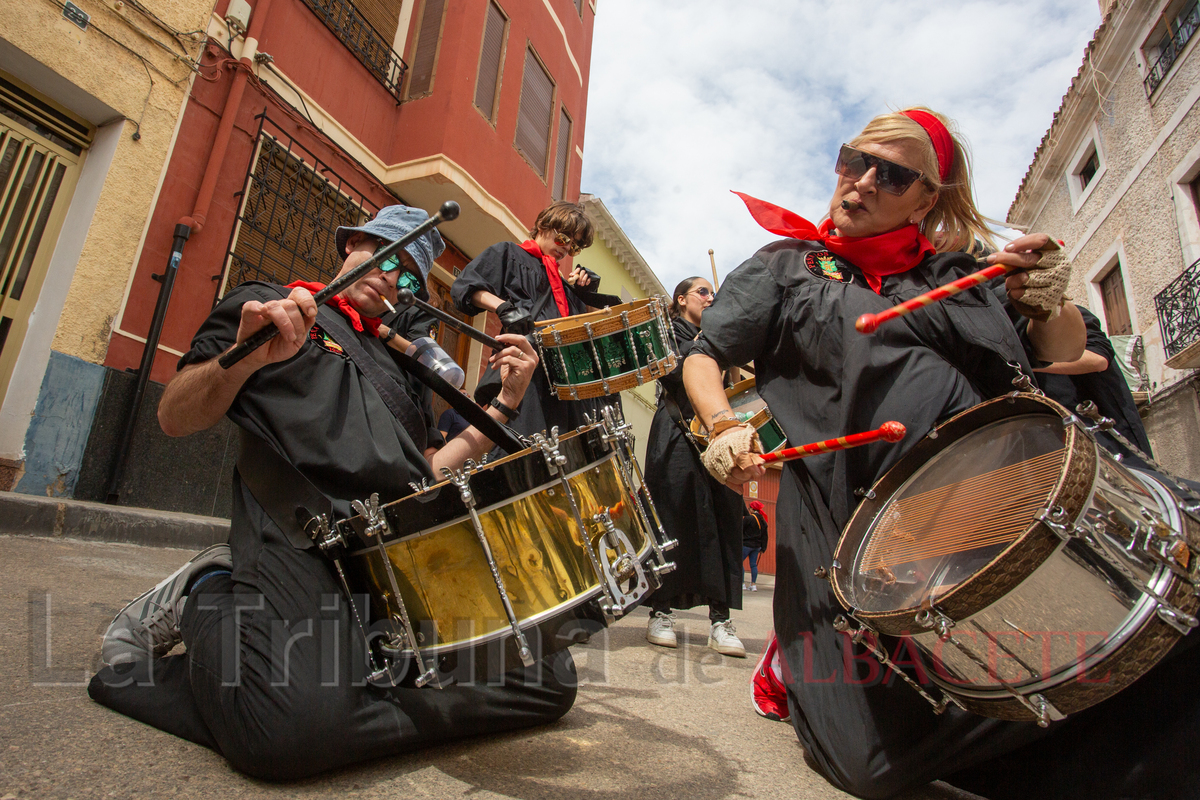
[1155,602,1199,634]
[350,493,392,541]
[915,606,956,640]
[1029,694,1064,728]
[853,487,877,500]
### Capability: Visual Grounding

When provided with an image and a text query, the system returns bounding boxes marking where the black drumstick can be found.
[218,201,461,369]
[394,288,505,351]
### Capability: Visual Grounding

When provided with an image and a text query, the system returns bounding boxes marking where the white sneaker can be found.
[646,611,678,648]
[708,620,746,657]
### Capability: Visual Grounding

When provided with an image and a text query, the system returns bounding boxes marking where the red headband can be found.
[902,109,953,183]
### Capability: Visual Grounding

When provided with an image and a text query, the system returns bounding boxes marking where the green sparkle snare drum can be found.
[535,298,677,400]
[690,377,788,454]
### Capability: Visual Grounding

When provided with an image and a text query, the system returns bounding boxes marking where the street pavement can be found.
[0,533,984,800]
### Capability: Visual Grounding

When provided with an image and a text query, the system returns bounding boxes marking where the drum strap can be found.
[236,428,331,550]
[661,388,704,456]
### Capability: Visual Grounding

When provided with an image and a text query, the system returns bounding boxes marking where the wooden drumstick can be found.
[758,421,906,464]
[855,261,1009,334]
[708,248,719,290]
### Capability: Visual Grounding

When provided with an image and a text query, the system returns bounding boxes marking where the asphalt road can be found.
[0,534,982,800]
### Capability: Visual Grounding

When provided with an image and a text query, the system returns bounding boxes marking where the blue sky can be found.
[579,0,1103,293]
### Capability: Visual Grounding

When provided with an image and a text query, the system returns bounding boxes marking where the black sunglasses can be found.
[835,144,926,196]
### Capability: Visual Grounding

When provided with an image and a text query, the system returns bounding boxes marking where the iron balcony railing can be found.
[299,0,407,103]
[1155,255,1200,359]
[1145,0,1200,96]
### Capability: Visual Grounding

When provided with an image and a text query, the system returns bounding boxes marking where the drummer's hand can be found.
[567,266,591,288]
[490,332,539,409]
[235,286,318,368]
[725,452,766,488]
[987,233,1057,301]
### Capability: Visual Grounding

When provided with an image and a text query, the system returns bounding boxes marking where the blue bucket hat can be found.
[335,205,446,283]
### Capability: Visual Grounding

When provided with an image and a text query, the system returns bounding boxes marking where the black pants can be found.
[89,522,577,781]
[650,596,730,624]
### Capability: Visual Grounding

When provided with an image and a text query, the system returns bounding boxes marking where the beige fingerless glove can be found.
[701,423,760,483]
[1012,239,1071,322]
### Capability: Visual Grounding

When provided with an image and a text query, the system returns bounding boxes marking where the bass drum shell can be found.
[342,423,656,683]
[832,393,1197,721]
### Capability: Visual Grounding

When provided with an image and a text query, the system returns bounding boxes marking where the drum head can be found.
[835,411,1068,619]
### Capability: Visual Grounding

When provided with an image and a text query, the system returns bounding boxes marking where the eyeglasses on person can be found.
[688,286,715,298]
[835,144,927,196]
[553,231,585,256]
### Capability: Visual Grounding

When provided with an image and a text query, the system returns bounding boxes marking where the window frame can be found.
[551,105,573,201]
[1084,241,1140,338]
[1067,126,1106,213]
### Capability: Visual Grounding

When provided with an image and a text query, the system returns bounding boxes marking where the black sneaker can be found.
[101,544,231,666]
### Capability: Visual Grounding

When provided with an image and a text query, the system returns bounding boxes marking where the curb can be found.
[0,491,229,550]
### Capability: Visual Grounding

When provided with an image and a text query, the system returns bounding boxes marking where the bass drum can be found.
[340,417,675,684]
[831,393,1199,723]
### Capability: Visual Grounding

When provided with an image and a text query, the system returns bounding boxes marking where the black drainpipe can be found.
[105,223,191,504]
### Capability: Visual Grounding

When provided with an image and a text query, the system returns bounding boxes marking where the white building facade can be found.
[1008,0,1200,480]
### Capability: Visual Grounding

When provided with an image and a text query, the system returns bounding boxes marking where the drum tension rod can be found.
[832,614,962,717]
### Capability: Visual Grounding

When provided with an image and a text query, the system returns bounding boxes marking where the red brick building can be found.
[11,0,600,512]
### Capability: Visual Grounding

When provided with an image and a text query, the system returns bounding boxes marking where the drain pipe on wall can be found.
[106,0,272,504]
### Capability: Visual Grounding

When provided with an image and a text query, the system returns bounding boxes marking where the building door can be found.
[0,76,88,402]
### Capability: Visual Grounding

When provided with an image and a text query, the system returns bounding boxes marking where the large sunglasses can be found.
[689,286,715,298]
[553,231,585,256]
[835,144,926,196]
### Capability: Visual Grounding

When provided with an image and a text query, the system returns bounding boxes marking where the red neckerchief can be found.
[286,280,381,336]
[519,240,570,317]
[732,191,936,293]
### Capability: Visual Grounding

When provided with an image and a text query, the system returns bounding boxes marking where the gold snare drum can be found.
[338,412,677,684]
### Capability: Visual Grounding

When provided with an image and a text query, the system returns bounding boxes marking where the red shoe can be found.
[751,631,791,722]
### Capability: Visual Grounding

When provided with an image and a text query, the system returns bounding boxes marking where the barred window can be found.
[407,0,446,98]
[514,47,554,178]
[224,131,379,293]
[473,1,508,122]
[552,107,571,200]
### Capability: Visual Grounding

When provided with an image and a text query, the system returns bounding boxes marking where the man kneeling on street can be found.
[88,205,576,780]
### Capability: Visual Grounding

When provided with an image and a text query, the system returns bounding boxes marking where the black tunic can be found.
[643,316,744,612]
[451,242,623,440]
[691,240,1200,800]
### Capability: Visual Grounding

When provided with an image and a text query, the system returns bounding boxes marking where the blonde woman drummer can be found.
[682,107,1200,798]
[642,276,747,657]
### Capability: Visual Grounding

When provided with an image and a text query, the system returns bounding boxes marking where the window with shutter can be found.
[1100,264,1133,336]
[474,2,507,122]
[406,0,446,98]
[552,108,572,200]
[514,47,554,178]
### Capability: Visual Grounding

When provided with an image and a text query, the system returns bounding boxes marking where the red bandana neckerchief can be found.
[286,280,381,336]
[732,191,936,294]
[519,240,570,317]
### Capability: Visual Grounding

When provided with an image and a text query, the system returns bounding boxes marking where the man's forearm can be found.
[158,355,256,436]
[1027,303,1086,364]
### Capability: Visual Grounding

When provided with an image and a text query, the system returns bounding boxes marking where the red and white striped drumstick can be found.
[758,421,907,465]
[855,262,1010,334]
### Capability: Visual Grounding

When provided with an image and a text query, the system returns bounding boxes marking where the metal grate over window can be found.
[299,0,408,103]
[220,116,385,297]
[1156,256,1200,359]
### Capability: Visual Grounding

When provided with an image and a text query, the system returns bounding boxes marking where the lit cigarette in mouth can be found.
[841,200,861,211]
[382,297,396,313]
